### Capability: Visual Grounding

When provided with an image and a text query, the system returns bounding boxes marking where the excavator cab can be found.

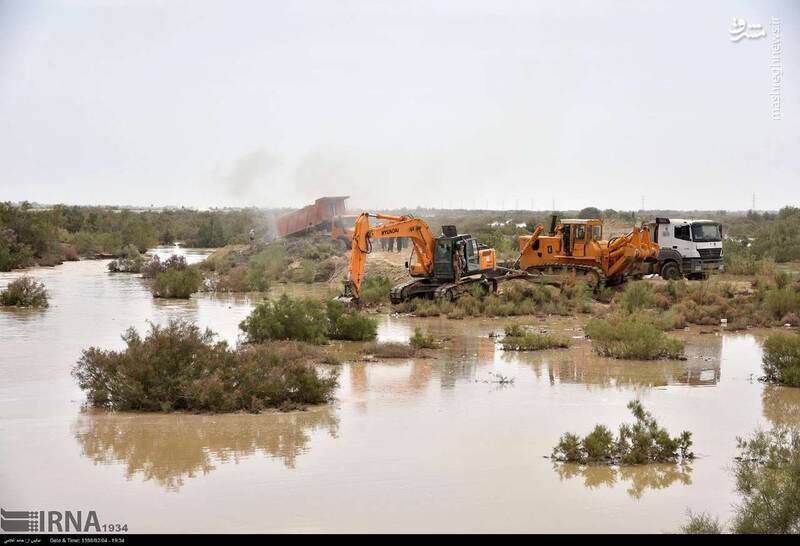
[433,227,495,281]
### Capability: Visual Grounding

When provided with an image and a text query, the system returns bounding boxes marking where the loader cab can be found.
[559,219,603,258]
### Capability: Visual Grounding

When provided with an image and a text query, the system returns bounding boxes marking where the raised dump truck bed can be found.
[275,196,349,238]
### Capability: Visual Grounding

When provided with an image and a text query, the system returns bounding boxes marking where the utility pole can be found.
[752,193,756,211]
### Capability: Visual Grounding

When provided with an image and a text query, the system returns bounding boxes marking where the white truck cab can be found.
[648,218,724,280]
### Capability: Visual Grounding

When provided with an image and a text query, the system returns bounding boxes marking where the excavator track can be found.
[524,262,607,292]
[433,276,496,302]
[389,278,423,304]
[389,276,497,304]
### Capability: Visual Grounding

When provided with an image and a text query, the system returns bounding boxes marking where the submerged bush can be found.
[762,333,800,387]
[552,400,694,465]
[682,426,800,534]
[72,319,339,412]
[326,301,378,341]
[0,276,49,308]
[501,324,570,351]
[681,513,723,534]
[240,295,377,344]
[108,256,144,273]
[151,267,203,298]
[409,327,437,349]
[584,315,685,360]
[107,245,145,273]
[240,295,329,344]
[730,426,800,534]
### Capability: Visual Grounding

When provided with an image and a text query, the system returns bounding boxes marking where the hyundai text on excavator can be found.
[515,216,660,290]
[340,213,500,303]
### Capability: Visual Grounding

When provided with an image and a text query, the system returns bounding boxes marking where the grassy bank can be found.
[201,233,346,292]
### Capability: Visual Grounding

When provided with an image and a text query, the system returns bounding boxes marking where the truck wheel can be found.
[660,262,681,280]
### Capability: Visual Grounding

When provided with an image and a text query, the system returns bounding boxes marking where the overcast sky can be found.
[0,0,797,211]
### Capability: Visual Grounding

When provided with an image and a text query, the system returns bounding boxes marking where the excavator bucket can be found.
[334,279,359,305]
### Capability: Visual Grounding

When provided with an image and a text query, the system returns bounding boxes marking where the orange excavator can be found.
[341,213,499,303]
[515,216,660,289]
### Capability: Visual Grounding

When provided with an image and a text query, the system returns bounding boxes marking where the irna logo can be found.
[1,508,101,533]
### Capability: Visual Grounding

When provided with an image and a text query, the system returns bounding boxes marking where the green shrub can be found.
[553,433,583,463]
[730,426,800,533]
[680,425,800,534]
[213,264,250,292]
[763,288,800,320]
[584,315,685,360]
[581,425,615,461]
[240,295,330,344]
[360,275,392,305]
[681,513,723,534]
[141,255,164,278]
[313,257,338,283]
[72,319,338,412]
[409,328,437,349]
[239,295,376,344]
[246,259,271,291]
[725,252,775,276]
[326,301,378,341]
[151,267,203,298]
[290,259,316,284]
[501,324,570,351]
[0,276,49,308]
[619,282,656,312]
[552,400,693,465]
[762,333,800,387]
[107,245,144,273]
[393,280,583,318]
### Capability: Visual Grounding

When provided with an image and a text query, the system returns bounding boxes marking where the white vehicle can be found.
[645,218,724,280]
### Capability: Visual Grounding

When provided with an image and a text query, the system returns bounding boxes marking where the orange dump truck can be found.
[274,196,349,238]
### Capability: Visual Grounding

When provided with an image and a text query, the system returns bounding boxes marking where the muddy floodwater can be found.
[2,250,800,533]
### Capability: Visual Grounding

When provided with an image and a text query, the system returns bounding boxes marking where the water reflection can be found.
[762,384,800,426]
[503,339,722,389]
[73,408,339,491]
[554,462,693,499]
[149,244,211,265]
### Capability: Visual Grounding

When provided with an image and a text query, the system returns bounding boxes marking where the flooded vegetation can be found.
[584,316,685,360]
[682,425,800,534]
[73,319,338,412]
[2,248,800,532]
[501,324,570,351]
[762,333,800,387]
[551,401,693,464]
[0,275,49,308]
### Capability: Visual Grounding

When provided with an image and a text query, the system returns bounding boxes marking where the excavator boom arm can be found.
[345,213,437,299]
